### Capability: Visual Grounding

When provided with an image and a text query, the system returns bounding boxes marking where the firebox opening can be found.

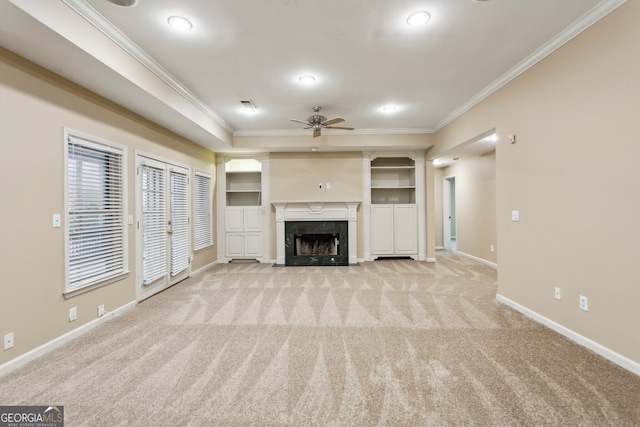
[295,233,339,256]
[284,220,349,266]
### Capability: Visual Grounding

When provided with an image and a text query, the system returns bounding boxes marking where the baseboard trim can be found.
[0,301,136,378]
[455,251,497,269]
[496,294,640,377]
[426,258,436,262]
[435,246,444,250]
[191,260,218,276]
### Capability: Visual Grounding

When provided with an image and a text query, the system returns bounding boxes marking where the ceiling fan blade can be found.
[313,128,321,138]
[322,117,345,126]
[290,119,311,125]
[325,126,354,130]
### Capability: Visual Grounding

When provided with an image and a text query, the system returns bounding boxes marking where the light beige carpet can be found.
[1,252,639,426]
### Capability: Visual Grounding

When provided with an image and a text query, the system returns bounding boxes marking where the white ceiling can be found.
[0,0,619,155]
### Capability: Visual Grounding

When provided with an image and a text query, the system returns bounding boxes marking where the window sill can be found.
[64,271,130,299]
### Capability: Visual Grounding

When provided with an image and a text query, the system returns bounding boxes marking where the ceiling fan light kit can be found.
[290,106,355,138]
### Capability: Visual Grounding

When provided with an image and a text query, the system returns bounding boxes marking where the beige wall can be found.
[270,152,363,203]
[432,1,640,364]
[442,152,497,263]
[0,48,217,366]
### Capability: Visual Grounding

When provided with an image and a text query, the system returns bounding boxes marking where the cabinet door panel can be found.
[371,205,394,254]
[225,234,244,257]
[244,233,263,257]
[394,204,417,254]
[225,207,245,232]
[244,207,263,232]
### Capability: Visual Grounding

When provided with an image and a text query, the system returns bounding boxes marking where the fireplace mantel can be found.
[272,201,360,265]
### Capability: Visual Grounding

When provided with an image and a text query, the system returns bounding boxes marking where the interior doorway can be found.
[136,154,190,301]
[443,176,457,251]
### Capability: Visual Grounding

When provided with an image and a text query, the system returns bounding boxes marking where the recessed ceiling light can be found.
[168,16,192,31]
[299,75,316,84]
[107,0,137,6]
[407,11,430,26]
[382,106,397,113]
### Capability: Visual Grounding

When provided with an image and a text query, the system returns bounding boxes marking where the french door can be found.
[136,155,190,301]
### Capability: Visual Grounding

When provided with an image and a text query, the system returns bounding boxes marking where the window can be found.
[193,171,212,250]
[65,131,127,293]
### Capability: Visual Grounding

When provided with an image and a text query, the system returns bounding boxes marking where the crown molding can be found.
[233,128,434,137]
[61,0,234,134]
[435,0,627,132]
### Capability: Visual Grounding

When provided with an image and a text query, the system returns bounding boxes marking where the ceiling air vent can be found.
[240,100,257,112]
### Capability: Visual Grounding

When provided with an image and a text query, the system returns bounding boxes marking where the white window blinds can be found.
[194,172,212,250]
[66,135,125,291]
[170,169,189,276]
[141,163,167,285]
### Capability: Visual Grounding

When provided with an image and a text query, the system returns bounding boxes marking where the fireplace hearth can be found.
[285,221,348,266]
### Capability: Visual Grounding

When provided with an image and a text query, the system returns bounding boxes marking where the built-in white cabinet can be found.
[371,204,417,255]
[364,154,424,260]
[225,206,264,258]
[224,206,264,258]
[217,156,270,262]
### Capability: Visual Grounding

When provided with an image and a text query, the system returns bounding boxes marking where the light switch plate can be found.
[511,210,520,221]
[52,214,61,228]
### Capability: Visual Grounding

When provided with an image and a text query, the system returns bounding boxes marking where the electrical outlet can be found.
[69,307,77,322]
[579,295,589,311]
[3,333,14,350]
[98,305,105,317]
[511,210,520,221]
[490,245,494,253]
[554,287,561,300]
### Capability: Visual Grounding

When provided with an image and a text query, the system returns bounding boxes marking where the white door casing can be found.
[136,155,190,301]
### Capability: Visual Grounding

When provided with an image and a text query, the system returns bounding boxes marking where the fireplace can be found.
[285,221,348,266]
[272,202,360,266]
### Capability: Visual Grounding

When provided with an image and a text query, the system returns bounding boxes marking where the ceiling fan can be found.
[290,106,354,138]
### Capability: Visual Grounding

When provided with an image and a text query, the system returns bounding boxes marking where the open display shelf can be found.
[226,171,262,206]
[370,157,415,204]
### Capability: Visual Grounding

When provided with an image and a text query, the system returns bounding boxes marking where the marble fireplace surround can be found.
[273,202,360,265]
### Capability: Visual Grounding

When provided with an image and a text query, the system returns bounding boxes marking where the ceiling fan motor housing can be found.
[307,114,327,125]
